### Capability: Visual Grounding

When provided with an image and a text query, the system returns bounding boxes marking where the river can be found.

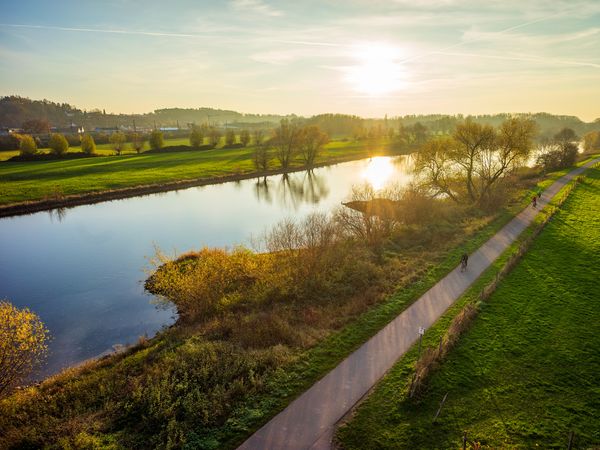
[0,155,414,378]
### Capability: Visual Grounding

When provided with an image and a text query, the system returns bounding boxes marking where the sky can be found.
[1,0,599,120]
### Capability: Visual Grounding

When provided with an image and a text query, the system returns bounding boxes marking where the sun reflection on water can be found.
[361,156,395,190]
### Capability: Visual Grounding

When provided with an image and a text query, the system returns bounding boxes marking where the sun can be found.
[344,43,408,96]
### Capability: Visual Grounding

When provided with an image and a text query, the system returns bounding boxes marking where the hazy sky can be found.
[1,0,599,120]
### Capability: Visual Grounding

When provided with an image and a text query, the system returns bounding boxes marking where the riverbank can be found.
[0,139,403,217]
[336,162,600,449]
[0,163,560,449]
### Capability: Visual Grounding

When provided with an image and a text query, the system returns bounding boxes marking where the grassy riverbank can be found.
[336,165,600,449]
[0,139,397,208]
[1,156,596,449]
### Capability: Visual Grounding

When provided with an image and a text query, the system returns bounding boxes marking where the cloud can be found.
[229,0,283,17]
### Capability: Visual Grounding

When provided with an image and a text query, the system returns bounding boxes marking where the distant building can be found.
[1,127,24,135]
[158,127,179,132]
[51,124,85,134]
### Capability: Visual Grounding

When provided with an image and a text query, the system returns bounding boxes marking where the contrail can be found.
[1,23,347,47]
[272,39,345,47]
[398,9,576,64]
[0,23,198,38]
[433,51,600,69]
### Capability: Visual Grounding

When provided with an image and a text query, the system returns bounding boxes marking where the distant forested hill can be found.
[0,96,292,130]
[1,95,598,138]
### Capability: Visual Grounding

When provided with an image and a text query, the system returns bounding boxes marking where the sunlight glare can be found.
[362,156,395,190]
[344,43,408,96]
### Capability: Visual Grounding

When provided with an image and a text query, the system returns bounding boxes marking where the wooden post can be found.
[462,431,467,450]
[432,392,448,423]
[567,431,574,450]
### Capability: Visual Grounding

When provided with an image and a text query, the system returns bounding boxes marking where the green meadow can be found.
[337,165,600,449]
[0,139,396,206]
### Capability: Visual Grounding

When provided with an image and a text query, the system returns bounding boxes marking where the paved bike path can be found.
[238,159,599,450]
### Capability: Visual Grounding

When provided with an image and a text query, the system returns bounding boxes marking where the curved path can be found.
[238,159,599,450]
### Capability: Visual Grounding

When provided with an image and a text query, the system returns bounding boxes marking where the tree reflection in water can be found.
[254,170,330,209]
[48,207,67,223]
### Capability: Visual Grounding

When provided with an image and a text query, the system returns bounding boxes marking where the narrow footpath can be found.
[238,158,600,450]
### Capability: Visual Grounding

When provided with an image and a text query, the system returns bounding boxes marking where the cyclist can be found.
[460,253,468,272]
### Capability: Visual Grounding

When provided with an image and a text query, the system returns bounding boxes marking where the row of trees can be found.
[251,120,329,171]
[15,130,166,157]
[189,125,253,148]
[414,119,594,205]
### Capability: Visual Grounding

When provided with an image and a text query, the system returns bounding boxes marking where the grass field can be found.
[337,165,600,449]
[0,159,596,449]
[0,139,394,206]
[0,137,191,160]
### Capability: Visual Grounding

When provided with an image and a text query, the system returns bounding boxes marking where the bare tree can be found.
[208,127,221,147]
[131,133,145,153]
[299,125,329,167]
[225,129,236,146]
[451,119,496,201]
[415,118,537,204]
[273,119,302,169]
[253,129,265,146]
[240,129,251,147]
[414,136,459,202]
[477,118,537,199]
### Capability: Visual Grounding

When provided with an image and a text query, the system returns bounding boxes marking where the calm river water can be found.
[0,156,414,378]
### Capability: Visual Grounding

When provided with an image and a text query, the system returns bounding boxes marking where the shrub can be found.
[18,134,37,156]
[131,133,145,153]
[225,129,236,146]
[48,133,69,156]
[189,126,204,149]
[536,142,578,172]
[149,130,164,151]
[109,131,126,155]
[240,129,250,147]
[0,300,49,398]
[80,134,96,155]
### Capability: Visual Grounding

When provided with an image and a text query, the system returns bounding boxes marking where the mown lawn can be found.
[337,166,600,449]
[0,139,394,205]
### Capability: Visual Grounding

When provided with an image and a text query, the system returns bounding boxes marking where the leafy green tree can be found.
[109,131,126,155]
[240,129,251,147]
[225,129,236,146]
[149,130,164,151]
[189,125,204,148]
[80,134,96,155]
[18,134,37,156]
[0,299,49,398]
[48,133,69,156]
